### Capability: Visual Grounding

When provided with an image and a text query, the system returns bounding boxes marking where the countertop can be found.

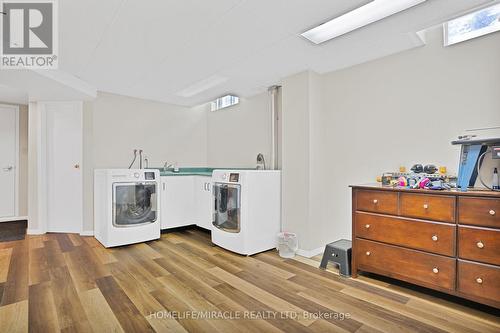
[150,167,254,177]
[350,183,500,198]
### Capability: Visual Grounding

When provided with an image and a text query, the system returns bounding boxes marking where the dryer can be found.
[94,169,161,247]
[211,170,281,255]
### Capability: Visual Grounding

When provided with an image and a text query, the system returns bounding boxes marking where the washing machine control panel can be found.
[144,172,156,180]
[213,171,242,184]
[229,173,239,182]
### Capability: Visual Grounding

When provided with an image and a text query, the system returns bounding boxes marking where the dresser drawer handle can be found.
[423,204,429,209]
[373,199,378,204]
[477,241,484,249]
[476,277,483,284]
[365,224,371,229]
[431,235,438,242]
[489,210,496,216]
[365,251,371,256]
[432,267,439,274]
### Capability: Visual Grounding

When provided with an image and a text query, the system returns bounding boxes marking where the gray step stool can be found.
[319,239,352,277]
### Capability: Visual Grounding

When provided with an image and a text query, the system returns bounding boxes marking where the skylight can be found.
[444,3,500,46]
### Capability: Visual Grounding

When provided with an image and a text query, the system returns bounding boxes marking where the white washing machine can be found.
[94,169,161,247]
[211,170,281,255]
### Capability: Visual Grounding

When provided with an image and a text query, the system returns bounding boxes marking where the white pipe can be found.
[268,85,280,170]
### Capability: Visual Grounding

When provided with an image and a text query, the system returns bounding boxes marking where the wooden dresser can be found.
[351,184,500,308]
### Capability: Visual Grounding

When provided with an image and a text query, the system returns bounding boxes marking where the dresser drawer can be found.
[355,213,455,256]
[356,190,398,215]
[458,260,500,307]
[459,197,500,228]
[400,193,455,222]
[458,226,500,266]
[356,239,456,291]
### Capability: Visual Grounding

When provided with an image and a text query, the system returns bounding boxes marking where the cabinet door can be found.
[195,177,213,230]
[161,176,195,229]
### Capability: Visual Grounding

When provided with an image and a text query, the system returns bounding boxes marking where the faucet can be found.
[163,162,174,172]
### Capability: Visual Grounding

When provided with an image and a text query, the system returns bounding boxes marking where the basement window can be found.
[444,3,500,46]
[210,95,239,111]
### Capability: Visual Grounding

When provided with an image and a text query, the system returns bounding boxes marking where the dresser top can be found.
[350,183,500,198]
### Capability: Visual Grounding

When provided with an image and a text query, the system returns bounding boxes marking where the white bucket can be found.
[277,232,298,258]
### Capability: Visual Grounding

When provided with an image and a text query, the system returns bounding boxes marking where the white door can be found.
[0,105,17,218]
[45,102,82,233]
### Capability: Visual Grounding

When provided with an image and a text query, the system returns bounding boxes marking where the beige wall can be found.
[205,92,272,168]
[81,92,208,233]
[281,71,312,252]
[281,27,500,252]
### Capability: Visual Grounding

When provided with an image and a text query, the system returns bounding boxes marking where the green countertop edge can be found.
[148,167,255,177]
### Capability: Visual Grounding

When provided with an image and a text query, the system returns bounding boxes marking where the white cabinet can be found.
[160,175,213,230]
[194,176,213,230]
[160,176,196,229]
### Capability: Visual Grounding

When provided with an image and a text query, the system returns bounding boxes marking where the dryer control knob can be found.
[222,173,227,180]
[134,172,140,178]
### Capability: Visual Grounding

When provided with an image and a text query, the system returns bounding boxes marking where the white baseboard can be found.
[80,230,94,236]
[27,229,45,235]
[296,246,325,258]
[0,216,28,223]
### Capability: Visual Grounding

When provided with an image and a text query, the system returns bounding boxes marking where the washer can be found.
[211,170,281,255]
[94,169,161,247]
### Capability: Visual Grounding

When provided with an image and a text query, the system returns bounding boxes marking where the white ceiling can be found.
[55,0,496,106]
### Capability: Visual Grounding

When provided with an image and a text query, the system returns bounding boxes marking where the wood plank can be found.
[298,288,447,333]
[149,238,216,270]
[92,246,118,265]
[43,239,66,269]
[234,269,362,332]
[54,234,75,252]
[82,236,103,248]
[28,282,60,333]
[63,243,110,292]
[214,283,312,333]
[150,287,221,333]
[96,275,155,332]
[110,249,164,292]
[79,288,124,333]
[151,244,223,288]
[154,257,228,305]
[342,286,487,333]
[49,265,93,332]
[27,235,45,250]
[108,260,187,333]
[215,250,296,280]
[67,233,84,247]
[206,266,315,327]
[0,300,28,333]
[158,273,255,333]
[0,248,13,283]
[28,247,50,286]
[1,242,28,306]
[215,301,285,333]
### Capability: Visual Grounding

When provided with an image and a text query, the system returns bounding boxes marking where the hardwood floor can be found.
[0,228,498,332]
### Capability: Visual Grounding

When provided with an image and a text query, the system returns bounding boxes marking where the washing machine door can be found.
[213,183,241,233]
[112,182,157,227]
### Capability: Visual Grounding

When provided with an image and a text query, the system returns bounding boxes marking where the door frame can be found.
[0,104,20,222]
